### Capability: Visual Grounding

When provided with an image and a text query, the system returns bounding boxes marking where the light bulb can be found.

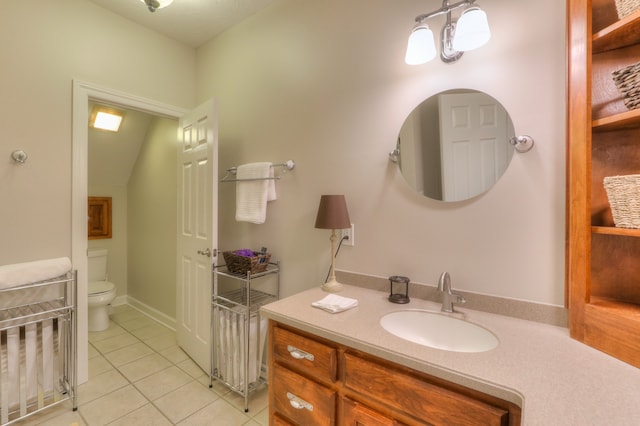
[452,7,491,52]
[405,24,437,65]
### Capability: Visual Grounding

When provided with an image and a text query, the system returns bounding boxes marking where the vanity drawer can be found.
[272,363,336,426]
[273,326,337,382]
[342,397,406,426]
[343,352,509,426]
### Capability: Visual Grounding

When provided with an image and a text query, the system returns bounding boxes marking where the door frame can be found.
[72,80,186,384]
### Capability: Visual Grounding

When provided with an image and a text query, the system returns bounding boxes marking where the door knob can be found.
[197,248,211,257]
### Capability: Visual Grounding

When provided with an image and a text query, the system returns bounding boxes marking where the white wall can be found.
[196,0,567,305]
[0,0,195,264]
[128,117,178,318]
[0,0,195,384]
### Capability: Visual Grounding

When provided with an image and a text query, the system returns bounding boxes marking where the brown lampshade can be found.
[314,195,351,230]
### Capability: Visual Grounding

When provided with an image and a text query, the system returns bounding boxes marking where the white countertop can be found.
[261,285,640,425]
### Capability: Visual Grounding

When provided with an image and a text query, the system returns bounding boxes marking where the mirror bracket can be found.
[509,135,535,153]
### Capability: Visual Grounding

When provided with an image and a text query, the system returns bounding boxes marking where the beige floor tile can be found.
[34,408,86,426]
[204,377,233,397]
[129,323,172,340]
[106,403,172,426]
[178,398,250,425]
[224,385,269,414]
[118,316,157,332]
[111,306,145,323]
[134,366,193,401]
[177,357,207,379]
[253,406,270,426]
[154,380,218,423]
[14,310,270,426]
[88,344,101,359]
[159,345,190,364]
[79,385,147,425]
[88,354,114,378]
[77,368,129,406]
[92,332,140,354]
[88,323,127,343]
[118,353,172,382]
[10,400,76,426]
[104,342,154,367]
[144,331,177,352]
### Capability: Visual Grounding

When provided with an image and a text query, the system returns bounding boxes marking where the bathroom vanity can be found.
[261,285,640,425]
[269,322,520,425]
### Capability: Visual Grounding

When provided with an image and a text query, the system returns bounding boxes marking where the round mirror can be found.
[396,89,515,202]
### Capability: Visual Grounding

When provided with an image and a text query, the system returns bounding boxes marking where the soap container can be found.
[388,276,410,304]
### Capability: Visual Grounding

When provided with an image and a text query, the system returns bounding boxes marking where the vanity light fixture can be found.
[90,107,124,132]
[405,0,491,65]
[315,195,351,293]
[140,0,173,13]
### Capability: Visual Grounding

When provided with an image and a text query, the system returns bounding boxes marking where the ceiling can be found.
[86,0,273,47]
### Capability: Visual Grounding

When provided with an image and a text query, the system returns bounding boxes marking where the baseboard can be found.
[112,295,127,307]
[123,295,177,331]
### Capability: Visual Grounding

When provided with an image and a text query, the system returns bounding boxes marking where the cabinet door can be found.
[342,398,405,426]
[344,353,509,426]
[273,413,296,426]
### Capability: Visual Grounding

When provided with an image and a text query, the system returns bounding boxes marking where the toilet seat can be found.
[89,280,115,296]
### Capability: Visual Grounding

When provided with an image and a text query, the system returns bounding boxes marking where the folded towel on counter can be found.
[235,162,276,224]
[0,257,72,290]
[312,294,359,313]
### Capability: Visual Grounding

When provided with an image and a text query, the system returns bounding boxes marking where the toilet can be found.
[87,248,117,332]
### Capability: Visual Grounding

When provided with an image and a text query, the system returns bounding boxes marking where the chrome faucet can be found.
[437,272,466,313]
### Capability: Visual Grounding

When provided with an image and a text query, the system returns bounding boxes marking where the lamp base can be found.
[321,278,343,293]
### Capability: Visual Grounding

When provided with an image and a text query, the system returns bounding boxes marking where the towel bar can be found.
[221,160,295,182]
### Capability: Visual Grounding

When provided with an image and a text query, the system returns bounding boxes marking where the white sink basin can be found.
[380,310,499,353]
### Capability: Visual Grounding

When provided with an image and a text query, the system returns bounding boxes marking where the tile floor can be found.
[15,305,269,426]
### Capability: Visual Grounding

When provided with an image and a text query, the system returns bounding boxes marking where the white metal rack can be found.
[209,262,279,412]
[0,272,77,425]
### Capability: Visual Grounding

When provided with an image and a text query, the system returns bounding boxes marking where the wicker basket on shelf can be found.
[603,175,640,228]
[615,0,640,19]
[612,62,640,110]
[223,250,271,275]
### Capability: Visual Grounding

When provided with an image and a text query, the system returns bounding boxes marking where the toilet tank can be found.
[88,248,108,282]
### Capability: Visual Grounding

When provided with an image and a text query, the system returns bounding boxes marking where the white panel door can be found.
[439,93,510,201]
[176,99,217,372]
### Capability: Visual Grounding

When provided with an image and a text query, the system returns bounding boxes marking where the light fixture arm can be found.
[440,9,463,63]
[413,0,478,23]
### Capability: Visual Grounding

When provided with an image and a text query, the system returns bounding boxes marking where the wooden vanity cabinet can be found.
[268,321,521,426]
[567,0,640,367]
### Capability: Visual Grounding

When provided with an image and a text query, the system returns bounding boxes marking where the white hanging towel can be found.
[235,162,277,224]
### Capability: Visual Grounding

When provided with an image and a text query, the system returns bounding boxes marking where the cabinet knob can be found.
[287,392,313,412]
[287,345,315,361]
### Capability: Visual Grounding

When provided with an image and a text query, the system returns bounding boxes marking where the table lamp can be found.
[314,195,351,292]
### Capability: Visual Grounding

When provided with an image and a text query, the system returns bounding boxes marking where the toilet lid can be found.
[89,281,115,296]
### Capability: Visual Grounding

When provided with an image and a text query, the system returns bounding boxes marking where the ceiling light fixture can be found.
[90,107,124,132]
[405,0,491,65]
[140,0,173,13]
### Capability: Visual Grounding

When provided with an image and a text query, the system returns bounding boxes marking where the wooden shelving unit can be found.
[567,0,640,368]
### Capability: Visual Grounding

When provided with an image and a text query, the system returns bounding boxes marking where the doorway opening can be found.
[72,80,186,384]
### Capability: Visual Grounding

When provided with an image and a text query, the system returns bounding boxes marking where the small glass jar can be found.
[388,275,410,304]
